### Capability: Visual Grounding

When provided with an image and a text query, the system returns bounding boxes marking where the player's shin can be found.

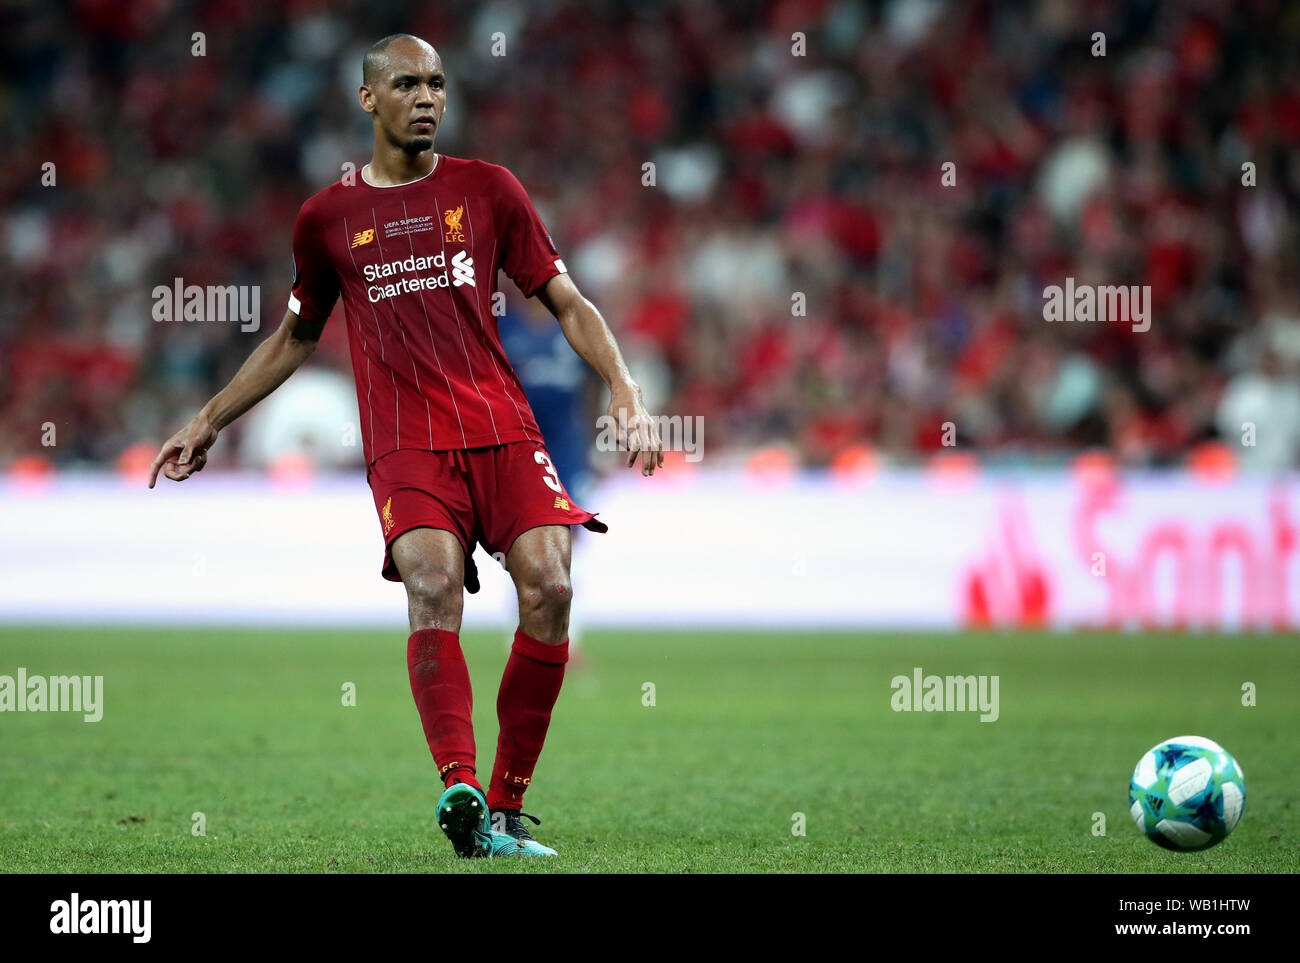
[406,629,480,790]
[487,628,568,810]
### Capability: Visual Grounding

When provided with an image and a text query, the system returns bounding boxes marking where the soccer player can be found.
[148,33,663,858]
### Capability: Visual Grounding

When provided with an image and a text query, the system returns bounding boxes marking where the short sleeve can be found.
[288,202,340,323]
[496,167,567,298]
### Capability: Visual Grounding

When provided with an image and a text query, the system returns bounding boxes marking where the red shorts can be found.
[366,441,607,592]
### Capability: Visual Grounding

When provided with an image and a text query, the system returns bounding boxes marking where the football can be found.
[1129,736,1246,851]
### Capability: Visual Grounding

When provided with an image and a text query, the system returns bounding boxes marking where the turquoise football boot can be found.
[515,837,559,856]
[486,831,557,857]
[486,831,526,857]
[490,809,558,856]
[435,783,492,858]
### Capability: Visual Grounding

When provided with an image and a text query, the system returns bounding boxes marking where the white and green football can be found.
[1129,735,1245,851]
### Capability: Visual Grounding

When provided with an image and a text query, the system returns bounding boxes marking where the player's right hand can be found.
[148,416,219,488]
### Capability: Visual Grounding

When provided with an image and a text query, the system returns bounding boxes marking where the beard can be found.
[383,124,435,155]
[403,135,435,155]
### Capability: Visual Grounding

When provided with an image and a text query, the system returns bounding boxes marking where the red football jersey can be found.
[288,154,567,463]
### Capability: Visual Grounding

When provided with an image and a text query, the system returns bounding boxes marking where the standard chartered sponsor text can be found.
[364,252,454,302]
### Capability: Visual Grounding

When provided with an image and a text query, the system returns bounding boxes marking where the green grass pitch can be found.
[0,626,1295,873]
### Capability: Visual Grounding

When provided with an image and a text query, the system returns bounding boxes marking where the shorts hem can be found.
[381,523,472,582]
[490,511,608,560]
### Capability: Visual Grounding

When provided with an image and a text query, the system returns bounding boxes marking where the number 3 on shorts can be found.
[534,450,564,493]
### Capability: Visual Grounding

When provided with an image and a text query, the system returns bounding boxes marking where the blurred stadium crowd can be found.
[2,0,1299,474]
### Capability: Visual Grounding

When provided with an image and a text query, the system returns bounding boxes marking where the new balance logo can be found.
[351,229,375,248]
[451,250,475,287]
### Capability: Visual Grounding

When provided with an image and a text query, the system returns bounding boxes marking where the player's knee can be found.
[404,568,463,626]
[516,566,572,623]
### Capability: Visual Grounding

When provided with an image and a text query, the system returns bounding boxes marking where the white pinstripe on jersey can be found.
[435,193,500,444]
[342,215,385,459]
[461,197,535,440]
[401,198,467,448]
[370,206,432,449]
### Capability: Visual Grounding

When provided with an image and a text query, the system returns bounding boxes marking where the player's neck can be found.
[363,148,439,188]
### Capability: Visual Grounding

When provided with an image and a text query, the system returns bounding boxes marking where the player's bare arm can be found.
[147,308,325,488]
[535,272,664,475]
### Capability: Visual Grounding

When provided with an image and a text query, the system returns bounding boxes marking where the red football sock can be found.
[406,629,480,790]
[487,628,569,810]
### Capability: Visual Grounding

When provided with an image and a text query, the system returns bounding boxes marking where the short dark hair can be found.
[363,34,430,86]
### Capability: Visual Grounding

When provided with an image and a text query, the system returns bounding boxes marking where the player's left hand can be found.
[148,414,219,488]
[608,384,663,476]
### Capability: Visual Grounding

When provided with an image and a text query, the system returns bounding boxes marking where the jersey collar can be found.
[360,153,440,189]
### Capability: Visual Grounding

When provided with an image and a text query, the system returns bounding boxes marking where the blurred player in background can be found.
[147,34,662,859]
